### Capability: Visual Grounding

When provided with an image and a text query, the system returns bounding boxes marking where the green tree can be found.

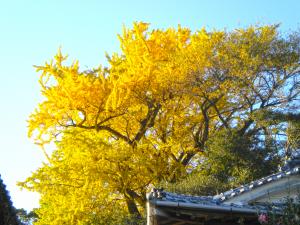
[16,208,38,225]
[163,129,281,196]
[287,121,300,152]
[0,175,20,225]
[258,196,300,225]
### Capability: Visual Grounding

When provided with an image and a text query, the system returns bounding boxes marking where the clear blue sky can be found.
[0,0,300,211]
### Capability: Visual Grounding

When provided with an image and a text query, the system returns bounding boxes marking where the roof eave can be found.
[151,199,262,215]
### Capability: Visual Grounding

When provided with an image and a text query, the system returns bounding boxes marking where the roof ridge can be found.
[214,166,300,202]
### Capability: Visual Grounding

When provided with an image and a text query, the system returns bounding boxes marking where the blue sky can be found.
[0,0,300,211]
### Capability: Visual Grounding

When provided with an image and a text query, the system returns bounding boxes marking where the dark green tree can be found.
[287,121,300,153]
[163,128,281,196]
[16,208,38,225]
[164,112,300,196]
[0,175,20,225]
[260,196,300,225]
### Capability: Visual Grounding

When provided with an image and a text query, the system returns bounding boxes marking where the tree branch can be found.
[131,102,161,146]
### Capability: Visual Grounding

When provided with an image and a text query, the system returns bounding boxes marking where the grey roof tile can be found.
[148,150,300,213]
[213,166,300,202]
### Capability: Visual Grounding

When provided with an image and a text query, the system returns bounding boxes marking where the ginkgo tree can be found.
[20,22,300,224]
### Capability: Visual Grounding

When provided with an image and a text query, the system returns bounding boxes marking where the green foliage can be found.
[0,175,20,225]
[287,121,300,151]
[204,129,281,186]
[85,213,145,225]
[162,171,229,196]
[164,129,281,196]
[262,196,300,225]
[16,208,38,225]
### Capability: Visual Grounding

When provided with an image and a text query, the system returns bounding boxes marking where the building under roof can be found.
[147,152,300,225]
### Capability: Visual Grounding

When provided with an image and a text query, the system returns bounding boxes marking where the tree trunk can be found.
[125,195,141,219]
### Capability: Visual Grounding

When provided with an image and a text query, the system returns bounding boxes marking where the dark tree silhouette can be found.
[0,175,20,225]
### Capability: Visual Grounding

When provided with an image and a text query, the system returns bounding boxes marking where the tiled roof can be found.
[213,150,300,202]
[148,189,274,213]
[213,166,300,202]
[148,151,300,213]
[155,190,216,205]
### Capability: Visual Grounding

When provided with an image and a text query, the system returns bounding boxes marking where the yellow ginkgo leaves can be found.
[23,22,300,224]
